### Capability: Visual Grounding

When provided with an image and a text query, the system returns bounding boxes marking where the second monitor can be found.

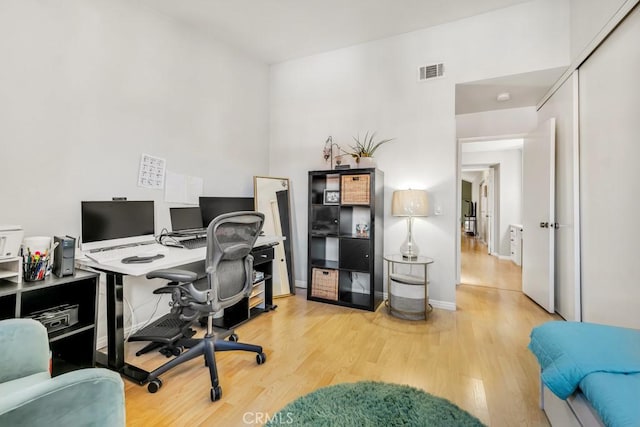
[199,197,255,226]
[170,207,204,234]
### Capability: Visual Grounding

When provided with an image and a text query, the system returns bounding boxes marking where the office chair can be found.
[138,212,267,401]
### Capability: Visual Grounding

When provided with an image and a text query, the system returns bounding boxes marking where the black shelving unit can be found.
[307,168,384,311]
[0,270,98,376]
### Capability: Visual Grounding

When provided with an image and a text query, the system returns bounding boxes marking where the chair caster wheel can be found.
[171,346,182,356]
[229,333,239,342]
[159,348,173,358]
[148,379,162,393]
[256,352,267,365]
[210,386,222,401]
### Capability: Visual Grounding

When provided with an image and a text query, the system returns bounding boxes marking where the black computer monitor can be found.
[81,201,155,244]
[170,207,204,232]
[199,196,255,226]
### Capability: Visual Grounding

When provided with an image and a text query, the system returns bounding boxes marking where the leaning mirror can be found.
[254,176,296,297]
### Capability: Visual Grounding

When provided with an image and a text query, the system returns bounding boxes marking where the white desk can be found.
[76,235,282,383]
[76,235,282,277]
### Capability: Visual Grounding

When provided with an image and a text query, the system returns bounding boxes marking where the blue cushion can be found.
[528,321,640,399]
[580,372,640,427]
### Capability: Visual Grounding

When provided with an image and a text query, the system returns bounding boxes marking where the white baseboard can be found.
[430,299,456,311]
[497,254,511,260]
[295,280,307,289]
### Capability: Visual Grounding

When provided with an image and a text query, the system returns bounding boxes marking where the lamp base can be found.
[400,217,419,260]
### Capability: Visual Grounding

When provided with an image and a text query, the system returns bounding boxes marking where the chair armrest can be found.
[0,368,125,426]
[0,319,50,383]
[147,268,198,283]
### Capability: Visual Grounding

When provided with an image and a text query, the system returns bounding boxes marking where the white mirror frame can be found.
[254,176,296,297]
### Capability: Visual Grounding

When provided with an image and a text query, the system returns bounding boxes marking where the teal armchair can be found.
[0,318,125,426]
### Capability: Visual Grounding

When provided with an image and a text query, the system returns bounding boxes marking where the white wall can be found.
[461,149,522,257]
[0,0,270,341]
[537,74,578,321]
[569,0,629,60]
[456,107,538,140]
[269,0,569,307]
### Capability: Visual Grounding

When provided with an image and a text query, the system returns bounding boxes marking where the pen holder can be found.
[23,258,49,282]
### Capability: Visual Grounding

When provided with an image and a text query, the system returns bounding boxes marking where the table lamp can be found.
[392,189,429,260]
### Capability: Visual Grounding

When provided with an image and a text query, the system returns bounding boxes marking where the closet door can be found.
[537,72,579,321]
[579,5,640,328]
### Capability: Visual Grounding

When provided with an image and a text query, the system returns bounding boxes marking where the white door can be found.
[487,168,495,255]
[522,118,556,313]
[479,181,488,245]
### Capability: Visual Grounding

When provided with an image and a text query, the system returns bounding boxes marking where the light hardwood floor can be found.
[124,283,557,426]
[461,232,523,292]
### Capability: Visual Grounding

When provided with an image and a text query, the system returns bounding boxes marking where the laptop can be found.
[170,207,206,236]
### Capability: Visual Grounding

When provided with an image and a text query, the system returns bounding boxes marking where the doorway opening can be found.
[458,138,523,292]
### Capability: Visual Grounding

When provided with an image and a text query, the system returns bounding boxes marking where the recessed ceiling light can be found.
[496,92,511,102]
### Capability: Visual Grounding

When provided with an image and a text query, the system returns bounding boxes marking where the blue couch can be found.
[0,318,125,426]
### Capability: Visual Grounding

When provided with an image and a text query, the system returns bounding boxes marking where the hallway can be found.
[460,232,522,291]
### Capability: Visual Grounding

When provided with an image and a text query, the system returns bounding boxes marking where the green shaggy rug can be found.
[266,381,485,426]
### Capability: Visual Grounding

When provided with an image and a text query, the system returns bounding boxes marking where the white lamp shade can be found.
[392,190,429,217]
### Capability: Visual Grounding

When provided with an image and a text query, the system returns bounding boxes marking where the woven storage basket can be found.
[341,174,370,205]
[311,268,338,300]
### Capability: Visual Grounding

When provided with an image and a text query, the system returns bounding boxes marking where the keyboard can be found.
[180,237,207,250]
[85,242,169,263]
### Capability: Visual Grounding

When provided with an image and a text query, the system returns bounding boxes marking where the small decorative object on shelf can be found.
[322,136,343,169]
[355,223,369,237]
[323,189,340,205]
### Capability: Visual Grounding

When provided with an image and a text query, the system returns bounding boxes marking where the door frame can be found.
[456,135,523,284]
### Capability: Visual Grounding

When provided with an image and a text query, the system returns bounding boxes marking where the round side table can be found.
[384,254,434,321]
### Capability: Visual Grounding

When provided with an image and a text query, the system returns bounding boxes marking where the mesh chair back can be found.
[206,212,264,308]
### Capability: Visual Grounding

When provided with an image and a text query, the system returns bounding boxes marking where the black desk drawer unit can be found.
[253,246,274,265]
[215,245,275,329]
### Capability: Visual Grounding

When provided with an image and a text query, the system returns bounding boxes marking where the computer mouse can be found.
[121,254,165,264]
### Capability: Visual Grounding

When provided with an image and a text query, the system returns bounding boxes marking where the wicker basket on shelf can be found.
[311,268,338,300]
[341,174,370,205]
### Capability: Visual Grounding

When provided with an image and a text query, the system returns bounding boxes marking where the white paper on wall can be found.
[138,153,166,189]
[164,170,203,205]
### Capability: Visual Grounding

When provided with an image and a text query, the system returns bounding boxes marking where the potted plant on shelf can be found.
[344,131,394,168]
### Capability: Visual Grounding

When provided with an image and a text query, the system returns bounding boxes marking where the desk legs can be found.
[106,272,125,370]
[97,272,149,384]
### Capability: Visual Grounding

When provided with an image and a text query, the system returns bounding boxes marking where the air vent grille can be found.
[419,63,444,81]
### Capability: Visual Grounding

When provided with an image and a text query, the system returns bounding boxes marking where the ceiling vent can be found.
[418,63,444,82]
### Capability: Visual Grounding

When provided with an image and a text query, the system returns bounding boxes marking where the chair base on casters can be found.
[144,333,266,401]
